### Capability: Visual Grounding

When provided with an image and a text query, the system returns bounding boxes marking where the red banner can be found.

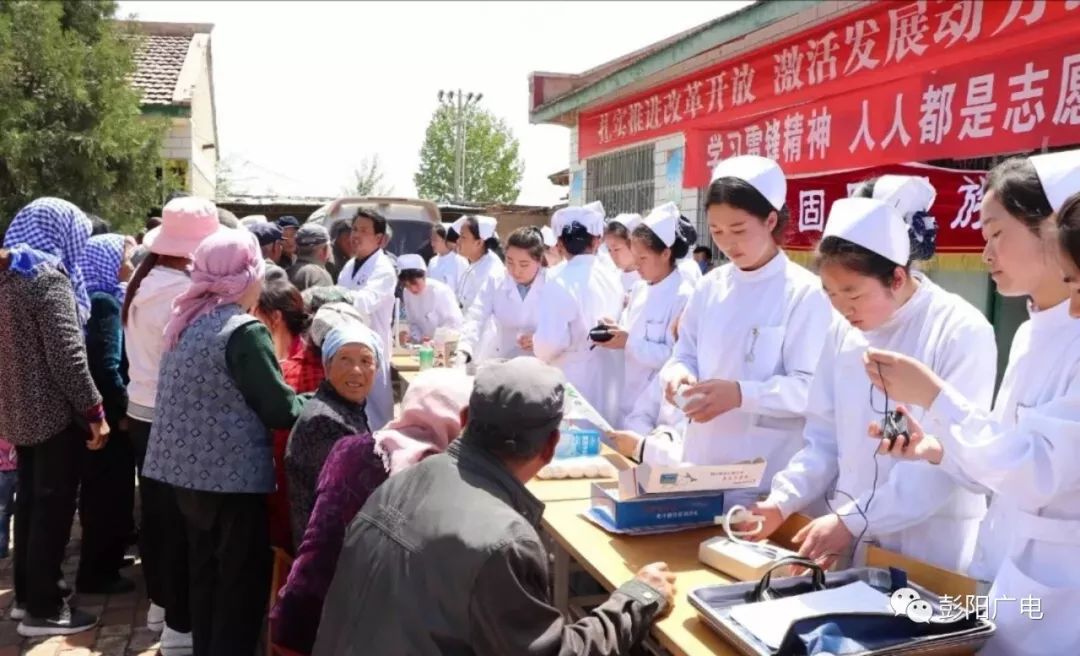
[579,0,1080,167]
[778,163,986,253]
[683,34,1080,183]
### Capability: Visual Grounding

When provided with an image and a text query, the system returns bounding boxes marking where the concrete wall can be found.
[186,37,217,199]
[162,118,191,162]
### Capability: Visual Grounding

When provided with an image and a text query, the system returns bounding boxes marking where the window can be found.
[586,143,655,216]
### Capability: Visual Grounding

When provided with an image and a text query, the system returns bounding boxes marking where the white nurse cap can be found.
[823,197,910,266]
[641,202,680,247]
[871,175,937,219]
[397,253,426,272]
[609,213,642,232]
[1031,149,1080,213]
[473,215,498,240]
[710,155,787,212]
[551,204,605,237]
[539,226,557,247]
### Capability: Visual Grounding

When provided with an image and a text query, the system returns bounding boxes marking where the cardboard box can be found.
[589,482,728,532]
[618,460,767,499]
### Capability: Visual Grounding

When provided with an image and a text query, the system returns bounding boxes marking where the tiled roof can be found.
[129,33,194,106]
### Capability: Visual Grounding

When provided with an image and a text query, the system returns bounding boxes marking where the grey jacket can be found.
[313,438,665,656]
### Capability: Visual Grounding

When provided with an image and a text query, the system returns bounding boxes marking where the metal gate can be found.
[585,143,655,216]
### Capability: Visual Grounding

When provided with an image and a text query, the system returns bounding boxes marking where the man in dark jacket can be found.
[313,357,675,655]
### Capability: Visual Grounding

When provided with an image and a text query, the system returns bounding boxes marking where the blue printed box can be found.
[589,482,728,532]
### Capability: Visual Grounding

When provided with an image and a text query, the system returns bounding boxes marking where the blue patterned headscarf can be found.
[81,233,129,302]
[3,198,93,323]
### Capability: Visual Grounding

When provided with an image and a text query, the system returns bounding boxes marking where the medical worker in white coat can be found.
[674,218,704,286]
[595,202,693,426]
[453,215,505,361]
[540,225,564,276]
[427,223,468,292]
[603,214,643,305]
[396,253,463,344]
[336,208,396,430]
[748,180,995,574]
[659,156,833,510]
[864,151,1080,656]
[534,204,624,424]
[457,226,547,362]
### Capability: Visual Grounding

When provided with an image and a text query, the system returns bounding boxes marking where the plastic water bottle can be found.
[418,344,435,370]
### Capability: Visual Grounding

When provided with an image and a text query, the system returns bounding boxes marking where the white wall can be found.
[162,118,192,161]
[187,44,217,199]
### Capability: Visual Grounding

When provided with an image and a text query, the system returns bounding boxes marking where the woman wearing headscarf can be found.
[270,368,472,655]
[122,197,220,649]
[142,228,302,656]
[77,234,139,596]
[285,322,381,551]
[0,198,103,636]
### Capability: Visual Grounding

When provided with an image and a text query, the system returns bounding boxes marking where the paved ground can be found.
[0,524,162,656]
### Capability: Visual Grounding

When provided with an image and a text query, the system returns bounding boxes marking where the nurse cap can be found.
[710,155,786,212]
[870,175,937,219]
[551,203,605,237]
[450,216,466,235]
[454,215,498,240]
[641,202,680,247]
[397,253,426,272]
[539,225,557,248]
[823,197,910,266]
[609,213,642,232]
[1031,148,1080,213]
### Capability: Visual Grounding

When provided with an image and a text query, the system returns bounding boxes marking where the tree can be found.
[0,1,166,234]
[414,104,523,204]
[346,155,394,196]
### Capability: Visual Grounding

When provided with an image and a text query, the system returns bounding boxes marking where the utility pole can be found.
[437,89,483,203]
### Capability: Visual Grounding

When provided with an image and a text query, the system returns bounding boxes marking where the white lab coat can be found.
[677,256,703,286]
[620,270,641,308]
[336,250,396,431]
[925,299,1080,656]
[624,377,688,465]
[660,251,833,509]
[619,270,692,424]
[427,252,469,292]
[534,255,624,424]
[459,269,546,361]
[402,278,463,342]
[456,251,505,361]
[768,274,994,572]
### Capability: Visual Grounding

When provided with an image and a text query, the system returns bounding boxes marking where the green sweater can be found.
[225,321,304,430]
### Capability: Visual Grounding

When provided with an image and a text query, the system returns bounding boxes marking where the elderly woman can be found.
[78,233,139,596]
[143,228,302,656]
[285,322,381,551]
[0,199,104,636]
[271,368,473,655]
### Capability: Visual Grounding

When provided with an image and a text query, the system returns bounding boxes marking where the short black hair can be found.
[433,223,448,240]
[506,226,545,262]
[560,222,595,256]
[985,157,1054,236]
[1057,192,1080,272]
[398,269,426,284]
[694,246,711,257]
[353,208,388,235]
[706,176,789,241]
[257,278,311,336]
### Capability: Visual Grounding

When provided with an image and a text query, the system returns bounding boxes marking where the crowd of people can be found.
[0,148,1077,655]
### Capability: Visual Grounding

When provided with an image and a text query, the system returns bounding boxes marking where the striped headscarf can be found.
[2,198,93,323]
[81,233,130,302]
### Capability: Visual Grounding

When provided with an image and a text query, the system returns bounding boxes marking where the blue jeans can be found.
[0,470,17,557]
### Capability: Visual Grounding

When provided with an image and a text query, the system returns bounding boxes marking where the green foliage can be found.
[414,104,523,204]
[0,0,167,234]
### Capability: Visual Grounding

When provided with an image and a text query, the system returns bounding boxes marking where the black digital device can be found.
[588,324,614,344]
[882,410,910,448]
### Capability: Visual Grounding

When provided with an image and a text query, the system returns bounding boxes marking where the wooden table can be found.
[526,451,627,503]
[391,352,420,373]
[541,499,741,656]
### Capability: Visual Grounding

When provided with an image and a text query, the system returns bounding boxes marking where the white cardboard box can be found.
[617,459,767,500]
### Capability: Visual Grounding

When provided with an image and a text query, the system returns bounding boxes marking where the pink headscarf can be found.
[373,368,473,475]
[163,228,265,350]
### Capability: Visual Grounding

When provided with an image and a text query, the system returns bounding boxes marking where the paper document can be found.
[729,581,892,649]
